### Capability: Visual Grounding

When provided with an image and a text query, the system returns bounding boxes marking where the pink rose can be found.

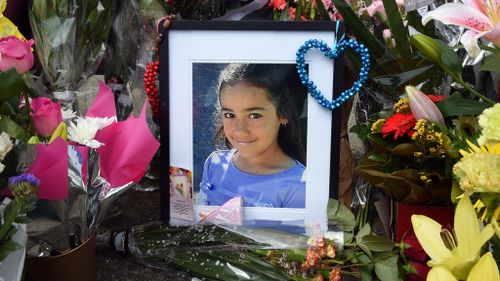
[30,97,63,138]
[0,36,35,74]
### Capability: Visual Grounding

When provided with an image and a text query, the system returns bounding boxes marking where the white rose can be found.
[0,132,14,160]
[0,162,4,174]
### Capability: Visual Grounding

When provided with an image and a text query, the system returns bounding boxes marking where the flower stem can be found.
[455,76,495,105]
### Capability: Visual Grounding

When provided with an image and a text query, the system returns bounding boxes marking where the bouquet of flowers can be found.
[23,82,160,256]
[350,85,490,205]
[0,1,40,264]
[106,198,409,281]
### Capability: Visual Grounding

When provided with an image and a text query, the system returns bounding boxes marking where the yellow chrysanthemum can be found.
[370,119,385,133]
[393,97,411,114]
[478,103,500,146]
[453,141,500,194]
[0,0,25,39]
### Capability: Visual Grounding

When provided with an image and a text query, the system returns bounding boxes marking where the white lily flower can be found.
[68,116,115,148]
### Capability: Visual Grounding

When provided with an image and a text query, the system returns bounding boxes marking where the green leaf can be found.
[315,0,330,20]
[368,153,389,163]
[373,64,434,87]
[0,116,28,140]
[295,0,303,21]
[15,216,32,224]
[437,93,491,117]
[381,0,410,56]
[368,134,399,150]
[356,223,371,243]
[327,199,356,231]
[344,232,354,244]
[331,0,389,60]
[375,255,402,281]
[357,241,373,258]
[0,69,26,102]
[0,239,22,261]
[481,54,500,72]
[390,143,417,157]
[358,254,374,281]
[0,101,16,116]
[435,40,463,77]
[360,235,395,252]
[349,124,370,142]
[479,44,500,54]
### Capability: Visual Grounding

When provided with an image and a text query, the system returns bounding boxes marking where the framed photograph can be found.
[160,21,344,232]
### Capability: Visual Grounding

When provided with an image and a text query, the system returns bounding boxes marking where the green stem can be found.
[455,76,495,105]
[0,201,20,241]
[362,188,372,227]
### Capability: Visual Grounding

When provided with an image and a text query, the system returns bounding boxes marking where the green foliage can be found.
[327,198,356,232]
[437,93,492,117]
[375,255,403,281]
[0,69,33,141]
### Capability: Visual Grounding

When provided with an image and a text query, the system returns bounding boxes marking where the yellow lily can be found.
[0,0,25,39]
[427,253,500,281]
[411,195,494,280]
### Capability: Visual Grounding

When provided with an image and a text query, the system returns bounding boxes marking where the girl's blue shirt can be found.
[198,150,306,208]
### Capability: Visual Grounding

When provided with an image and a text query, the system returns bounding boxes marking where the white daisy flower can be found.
[68,116,115,148]
[61,108,77,120]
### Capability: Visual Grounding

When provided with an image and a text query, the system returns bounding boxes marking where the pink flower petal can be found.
[465,0,489,15]
[422,3,492,33]
[484,22,500,47]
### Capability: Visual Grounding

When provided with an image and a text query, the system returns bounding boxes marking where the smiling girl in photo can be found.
[199,63,307,208]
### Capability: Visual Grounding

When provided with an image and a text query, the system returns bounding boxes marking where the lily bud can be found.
[411,34,440,64]
[405,86,445,126]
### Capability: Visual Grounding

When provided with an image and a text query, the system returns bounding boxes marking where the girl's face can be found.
[220,81,285,160]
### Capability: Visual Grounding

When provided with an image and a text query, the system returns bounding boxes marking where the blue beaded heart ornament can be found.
[296,38,371,110]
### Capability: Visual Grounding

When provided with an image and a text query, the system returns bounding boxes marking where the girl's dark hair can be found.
[214,63,307,165]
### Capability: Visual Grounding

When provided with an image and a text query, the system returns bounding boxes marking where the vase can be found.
[24,232,96,281]
[394,202,454,242]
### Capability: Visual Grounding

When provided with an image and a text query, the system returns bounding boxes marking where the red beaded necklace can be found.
[144,15,175,119]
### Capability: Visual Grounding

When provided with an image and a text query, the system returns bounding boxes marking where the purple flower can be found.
[9,173,41,187]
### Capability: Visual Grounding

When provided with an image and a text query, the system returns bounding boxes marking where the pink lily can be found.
[405,86,445,126]
[422,0,500,58]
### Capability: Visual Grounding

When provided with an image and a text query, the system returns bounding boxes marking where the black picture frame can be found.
[159,20,344,229]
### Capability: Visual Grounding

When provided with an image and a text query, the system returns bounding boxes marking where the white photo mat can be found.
[165,22,340,232]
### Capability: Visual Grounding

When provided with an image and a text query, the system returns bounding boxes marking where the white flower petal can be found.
[461,29,485,58]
